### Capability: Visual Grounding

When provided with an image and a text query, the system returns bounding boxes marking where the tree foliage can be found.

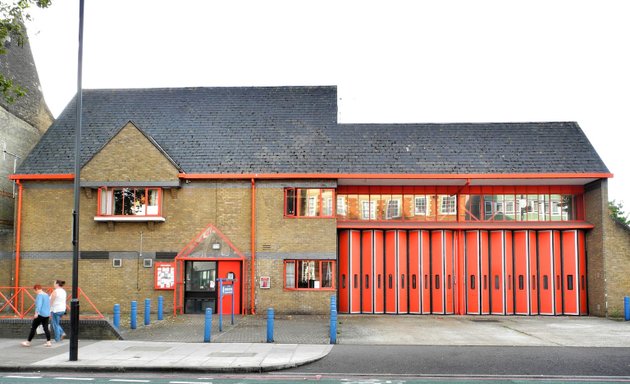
[0,0,51,104]
[609,200,630,228]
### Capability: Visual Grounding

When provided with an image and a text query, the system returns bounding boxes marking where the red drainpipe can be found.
[250,178,256,315]
[14,179,23,300]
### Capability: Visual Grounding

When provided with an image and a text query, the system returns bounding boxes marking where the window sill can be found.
[94,216,166,222]
[283,288,336,292]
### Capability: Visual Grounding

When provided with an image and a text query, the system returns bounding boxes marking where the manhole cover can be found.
[208,352,257,357]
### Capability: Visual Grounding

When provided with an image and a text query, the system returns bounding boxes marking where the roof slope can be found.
[336,122,609,174]
[16,86,609,176]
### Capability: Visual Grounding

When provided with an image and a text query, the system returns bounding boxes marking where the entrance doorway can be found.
[184,261,217,314]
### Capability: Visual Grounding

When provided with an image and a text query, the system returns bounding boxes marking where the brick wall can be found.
[584,179,607,316]
[254,181,337,314]
[603,216,630,317]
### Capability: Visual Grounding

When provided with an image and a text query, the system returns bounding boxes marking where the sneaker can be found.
[61,334,66,340]
[44,341,52,347]
[21,341,31,347]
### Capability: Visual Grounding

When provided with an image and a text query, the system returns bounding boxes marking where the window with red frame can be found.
[284,260,335,290]
[284,188,335,217]
[98,187,162,216]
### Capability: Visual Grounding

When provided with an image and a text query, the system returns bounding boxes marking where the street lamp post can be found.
[69,0,85,362]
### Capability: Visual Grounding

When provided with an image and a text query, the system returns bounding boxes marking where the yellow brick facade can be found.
[12,125,338,315]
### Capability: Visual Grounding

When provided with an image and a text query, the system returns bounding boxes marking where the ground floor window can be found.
[284,260,335,290]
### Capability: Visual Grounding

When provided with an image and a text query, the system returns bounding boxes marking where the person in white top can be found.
[49,280,67,342]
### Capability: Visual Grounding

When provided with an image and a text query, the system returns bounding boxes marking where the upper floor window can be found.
[98,187,162,217]
[285,188,335,218]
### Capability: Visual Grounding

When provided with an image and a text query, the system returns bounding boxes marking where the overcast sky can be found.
[26,0,629,206]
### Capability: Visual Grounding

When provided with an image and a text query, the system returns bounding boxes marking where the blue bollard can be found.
[625,296,630,321]
[330,295,336,311]
[157,296,164,321]
[266,308,274,343]
[113,304,120,330]
[130,301,137,330]
[144,298,151,326]
[330,308,337,344]
[204,307,212,342]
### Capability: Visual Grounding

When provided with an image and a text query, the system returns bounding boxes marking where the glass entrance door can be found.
[184,261,217,314]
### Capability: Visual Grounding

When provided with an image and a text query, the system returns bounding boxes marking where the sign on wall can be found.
[260,276,270,289]
[155,262,176,290]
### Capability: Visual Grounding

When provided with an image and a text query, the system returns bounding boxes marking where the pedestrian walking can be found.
[50,279,67,342]
[21,284,52,347]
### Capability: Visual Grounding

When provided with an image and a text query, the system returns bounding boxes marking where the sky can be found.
[24,0,629,206]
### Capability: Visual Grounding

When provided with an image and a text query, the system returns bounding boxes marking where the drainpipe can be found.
[14,179,23,301]
[250,178,256,315]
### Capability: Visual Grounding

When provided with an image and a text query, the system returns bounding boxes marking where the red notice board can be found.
[155,262,176,290]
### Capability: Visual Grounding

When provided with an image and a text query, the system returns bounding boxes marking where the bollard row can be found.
[112,296,165,331]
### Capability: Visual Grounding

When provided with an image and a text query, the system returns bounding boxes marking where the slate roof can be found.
[16,86,610,176]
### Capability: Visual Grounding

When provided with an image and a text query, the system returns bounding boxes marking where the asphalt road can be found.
[285,345,630,377]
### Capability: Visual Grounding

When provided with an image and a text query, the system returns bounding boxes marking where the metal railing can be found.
[0,286,104,319]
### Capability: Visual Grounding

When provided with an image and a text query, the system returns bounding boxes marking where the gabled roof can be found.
[15,86,610,179]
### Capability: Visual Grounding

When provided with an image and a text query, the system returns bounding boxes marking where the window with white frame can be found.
[386,199,401,219]
[440,195,457,215]
[361,200,376,220]
[98,187,161,216]
[414,196,427,215]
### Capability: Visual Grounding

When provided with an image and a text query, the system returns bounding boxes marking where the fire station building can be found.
[8,86,628,318]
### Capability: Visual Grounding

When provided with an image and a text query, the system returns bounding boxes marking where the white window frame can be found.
[440,195,457,215]
[414,196,427,215]
[386,199,402,219]
[361,200,376,220]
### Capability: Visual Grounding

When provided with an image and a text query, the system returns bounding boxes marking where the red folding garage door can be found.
[338,229,586,316]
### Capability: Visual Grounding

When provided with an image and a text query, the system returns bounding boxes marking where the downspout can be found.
[250,178,256,315]
[14,179,23,301]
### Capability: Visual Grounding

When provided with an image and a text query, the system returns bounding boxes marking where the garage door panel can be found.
[361,231,374,314]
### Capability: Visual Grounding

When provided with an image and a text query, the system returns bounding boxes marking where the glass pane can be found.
[347,195,359,220]
[322,190,334,216]
[298,189,319,217]
[131,189,147,215]
[465,195,481,221]
[437,195,457,221]
[538,194,549,221]
[359,195,374,220]
[186,261,216,292]
[503,195,516,221]
[147,189,159,215]
[336,195,348,219]
[403,194,415,220]
[285,262,295,288]
[562,195,574,220]
[388,195,402,219]
[99,188,108,215]
[321,261,333,288]
[297,260,320,288]
[484,195,493,220]
[375,195,387,221]
[285,189,296,216]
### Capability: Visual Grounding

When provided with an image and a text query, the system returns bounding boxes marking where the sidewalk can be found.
[1,315,629,373]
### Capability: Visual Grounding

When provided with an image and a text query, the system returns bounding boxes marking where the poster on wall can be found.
[260,276,270,289]
[155,262,176,290]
